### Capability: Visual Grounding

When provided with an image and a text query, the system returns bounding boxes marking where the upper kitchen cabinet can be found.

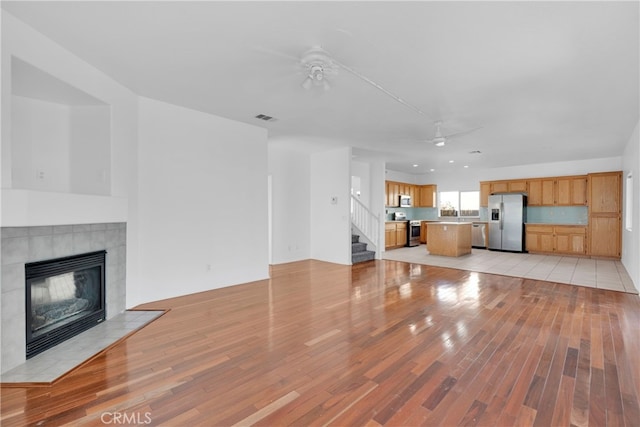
[556,176,588,206]
[385,181,400,207]
[588,172,621,214]
[480,180,524,206]
[480,182,491,207]
[416,185,437,207]
[490,181,509,193]
[480,179,533,206]
[385,181,434,207]
[527,176,587,206]
[508,180,527,192]
[527,178,555,206]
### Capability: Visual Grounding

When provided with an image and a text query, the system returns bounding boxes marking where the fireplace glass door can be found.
[26,251,106,358]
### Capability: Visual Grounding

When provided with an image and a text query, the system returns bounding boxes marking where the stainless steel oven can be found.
[407,220,421,247]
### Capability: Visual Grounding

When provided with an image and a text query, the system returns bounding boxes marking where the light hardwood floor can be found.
[1,259,639,426]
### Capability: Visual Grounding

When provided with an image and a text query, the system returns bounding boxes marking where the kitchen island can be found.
[427,222,472,256]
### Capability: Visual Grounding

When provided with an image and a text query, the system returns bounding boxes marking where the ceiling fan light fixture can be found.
[433,138,446,147]
[302,63,331,90]
[310,64,324,81]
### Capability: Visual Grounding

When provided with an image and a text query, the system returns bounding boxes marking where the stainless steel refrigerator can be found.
[488,193,527,252]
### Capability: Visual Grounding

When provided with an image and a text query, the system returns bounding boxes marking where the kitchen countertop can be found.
[525,222,587,226]
[431,221,472,226]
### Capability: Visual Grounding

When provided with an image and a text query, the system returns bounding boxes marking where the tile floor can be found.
[0,310,164,384]
[383,245,638,294]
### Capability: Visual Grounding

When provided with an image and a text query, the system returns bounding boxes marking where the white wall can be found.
[10,96,71,192]
[310,147,351,265]
[351,160,371,208]
[385,169,420,184]
[70,105,111,195]
[131,97,269,306]
[1,12,136,198]
[621,120,640,292]
[267,145,311,264]
[371,160,386,257]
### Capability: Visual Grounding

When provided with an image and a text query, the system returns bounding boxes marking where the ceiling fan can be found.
[427,121,482,147]
[256,44,429,117]
[299,47,339,91]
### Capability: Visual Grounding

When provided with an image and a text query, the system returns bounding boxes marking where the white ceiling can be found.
[3,1,638,174]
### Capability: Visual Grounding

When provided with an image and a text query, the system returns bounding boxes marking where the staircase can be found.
[350,195,379,264]
[352,234,375,264]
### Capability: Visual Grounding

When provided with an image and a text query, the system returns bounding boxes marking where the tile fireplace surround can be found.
[1,223,126,374]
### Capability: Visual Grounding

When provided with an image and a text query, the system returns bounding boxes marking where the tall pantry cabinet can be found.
[588,171,622,258]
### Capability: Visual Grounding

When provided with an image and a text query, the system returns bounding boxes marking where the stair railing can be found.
[350,195,380,251]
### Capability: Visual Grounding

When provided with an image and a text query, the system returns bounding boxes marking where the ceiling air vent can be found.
[469,150,482,154]
[255,114,277,122]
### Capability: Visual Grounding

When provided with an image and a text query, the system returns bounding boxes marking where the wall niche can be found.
[11,56,111,196]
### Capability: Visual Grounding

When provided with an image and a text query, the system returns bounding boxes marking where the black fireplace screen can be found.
[26,251,106,359]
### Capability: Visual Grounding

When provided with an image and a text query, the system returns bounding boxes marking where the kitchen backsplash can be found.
[388,206,588,224]
[386,207,439,221]
[525,206,588,224]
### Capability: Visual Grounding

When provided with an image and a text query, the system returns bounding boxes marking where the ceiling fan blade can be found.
[443,126,483,140]
[251,45,302,64]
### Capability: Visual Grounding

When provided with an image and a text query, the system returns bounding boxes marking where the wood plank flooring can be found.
[2,259,639,426]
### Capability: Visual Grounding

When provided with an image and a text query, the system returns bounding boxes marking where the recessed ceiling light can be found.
[449,160,454,163]
[430,168,435,172]
[412,164,419,168]
[464,165,469,168]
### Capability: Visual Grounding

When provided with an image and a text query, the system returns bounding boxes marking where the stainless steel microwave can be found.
[399,195,411,207]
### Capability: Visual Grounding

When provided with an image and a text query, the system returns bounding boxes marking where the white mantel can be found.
[1,189,128,227]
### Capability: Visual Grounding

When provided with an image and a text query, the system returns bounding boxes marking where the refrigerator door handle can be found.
[500,202,504,230]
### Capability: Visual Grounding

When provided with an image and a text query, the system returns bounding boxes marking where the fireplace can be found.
[25,250,106,359]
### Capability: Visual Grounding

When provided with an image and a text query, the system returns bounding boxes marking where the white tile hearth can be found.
[383,246,637,294]
[0,310,163,384]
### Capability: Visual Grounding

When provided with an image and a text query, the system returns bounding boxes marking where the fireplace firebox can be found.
[25,250,106,359]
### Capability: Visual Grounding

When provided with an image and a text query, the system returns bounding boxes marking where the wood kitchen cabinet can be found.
[385,223,397,247]
[589,172,621,214]
[385,222,407,249]
[490,181,509,194]
[508,180,527,192]
[386,181,435,207]
[480,182,491,207]
[482,175,587,207]
[556,176,587,206]
[416,185,437,207]
[525,224,587,255]
[588,171,621,258]
[386,181,400,207]
[396,222,407,247]
[527,176,586,206]
[554,226,587,255]
[527,178,555,206]
[525,225,555,253]
[427,222,472,256]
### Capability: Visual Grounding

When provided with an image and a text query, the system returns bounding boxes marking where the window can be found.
[439,191,480,218]
[439,191,459,217]
[625,173,632,231]
[460,191,480,217]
